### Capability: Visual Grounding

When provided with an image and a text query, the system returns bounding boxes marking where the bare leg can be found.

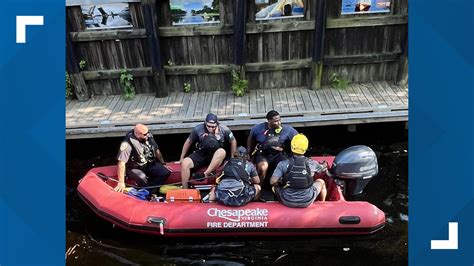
[253,184,262,201]
[180,157,194,189]
[208,187,216,202]
[315,179,327,202]
[257,161,268,186]
[203,148,226,176]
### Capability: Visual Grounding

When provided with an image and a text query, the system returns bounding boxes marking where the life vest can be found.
[220,158,251,185]
[282,156,313,189]
[198,133,222,153]
[125,131,156,168]
[261,129,283,155]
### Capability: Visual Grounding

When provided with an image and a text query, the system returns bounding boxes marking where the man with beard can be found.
[180,113,237,189]
[247,110,298,187]
[114,124,170,193]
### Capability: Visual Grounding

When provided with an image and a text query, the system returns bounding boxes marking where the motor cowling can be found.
[331,145,378,196]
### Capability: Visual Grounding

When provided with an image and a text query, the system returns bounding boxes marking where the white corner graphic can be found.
[430,222,458,250]
[16,16,44,43]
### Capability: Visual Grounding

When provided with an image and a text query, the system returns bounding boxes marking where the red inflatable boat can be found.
[77,148,386,238]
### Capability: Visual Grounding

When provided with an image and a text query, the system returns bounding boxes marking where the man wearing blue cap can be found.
[180,113,237,188]
[206,146,261,206]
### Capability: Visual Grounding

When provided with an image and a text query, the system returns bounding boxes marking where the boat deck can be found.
[66,81,408,139]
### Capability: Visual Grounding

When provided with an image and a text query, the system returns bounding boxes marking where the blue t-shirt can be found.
[249,122,298,152]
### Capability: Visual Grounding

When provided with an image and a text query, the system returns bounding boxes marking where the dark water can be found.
[66,122,408,265]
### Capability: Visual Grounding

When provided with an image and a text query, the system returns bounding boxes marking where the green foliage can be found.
[79,59,86,70]
[183,82,192,93]
[330,72,349,89]
[231,70,248,97]
[66,72,73,99]
[120,70,136,100]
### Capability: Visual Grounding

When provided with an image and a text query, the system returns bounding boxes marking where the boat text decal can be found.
[206,208,269,228]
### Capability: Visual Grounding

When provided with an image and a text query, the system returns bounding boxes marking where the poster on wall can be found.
[341,0,391,15]
[255,0,305,21]
[170,0,220,26]
[81,3,133,30]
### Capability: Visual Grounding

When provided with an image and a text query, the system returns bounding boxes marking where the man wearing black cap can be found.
[180,113,237,188]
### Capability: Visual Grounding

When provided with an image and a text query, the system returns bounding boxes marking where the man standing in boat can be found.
[270,133,327,208]
[114,124,170,193]
[180,113,237,189]
[247,110,298,187]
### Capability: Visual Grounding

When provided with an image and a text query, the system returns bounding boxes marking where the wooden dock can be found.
[66,81,408,139]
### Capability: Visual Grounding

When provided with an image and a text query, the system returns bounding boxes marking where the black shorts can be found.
[255,152,288,167]
[188,149,214,169]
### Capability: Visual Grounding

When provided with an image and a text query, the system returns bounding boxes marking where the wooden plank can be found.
[157,92,174,119]
[246,21,315,34]
[315,89,330,110]
[286,89,298,112]
[241,91,250,115]
[349,84,371,107]
[164,64,235,75]
[194,91,206,117]
[87,96,110,123]
[186,92,199,118]
[201,91,213,117]
[322,88,339,109]
[249,89,258,115]
[294,88,307,111]
[372,81,397,106]
[356,83,380,107]
[210,91,219,115]
[70,29,147,42]
[380,81,404,105]
[225,92,234,116]
[83,68,152,81]
[338,87,355,109]
[329,88,347,109]
[125,94,146,121]
[326,15,408,29]
[159,25,233,37]
[324,52,400,66]
[145,97,160,120]
[278,89,290,113]
[307,90,322,111]
[388,82,409,105]
[344,85,362,108]
[217,91,227,116]
[299,89,314,111]
[245,59,312,72]
[136,95,155,120]
[365,82,391,106]
[178,92,192,119]
[169,92,184,119]
[263,89,273,113]
[257,90,267,114]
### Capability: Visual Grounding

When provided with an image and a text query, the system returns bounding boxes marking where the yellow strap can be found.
[215,172,224,184]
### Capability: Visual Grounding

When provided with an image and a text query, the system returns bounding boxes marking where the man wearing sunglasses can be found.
[114,124,170,193]
[180,113,237,189]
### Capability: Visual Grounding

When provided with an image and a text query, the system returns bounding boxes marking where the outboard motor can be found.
[331,145,378,197]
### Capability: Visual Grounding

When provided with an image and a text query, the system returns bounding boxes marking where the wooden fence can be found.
[66,0,408,101]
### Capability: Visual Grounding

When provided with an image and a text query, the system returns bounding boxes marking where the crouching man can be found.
[270,134,327,208]
[208,146,261,206]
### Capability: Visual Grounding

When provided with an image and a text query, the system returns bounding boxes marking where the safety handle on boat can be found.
[147,217,166,235]
[339,216,361,224]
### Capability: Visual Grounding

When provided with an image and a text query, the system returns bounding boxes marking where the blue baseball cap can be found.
[236,146,248,157]
[205,113,218,123]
